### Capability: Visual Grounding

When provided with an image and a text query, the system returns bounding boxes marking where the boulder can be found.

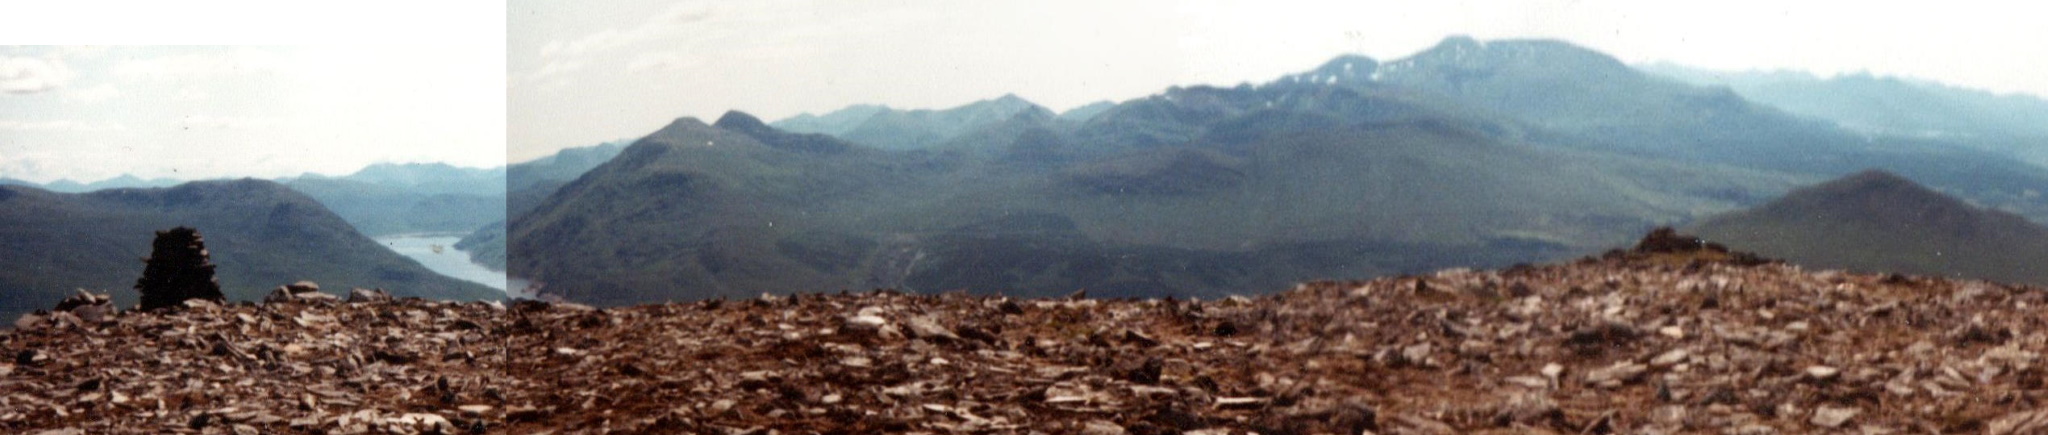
[263,287,297,304]
[54,289,113,323]
[348,288,394,303]
[53,288,110,312]
[266,281,341,304]
[13,312,47,330]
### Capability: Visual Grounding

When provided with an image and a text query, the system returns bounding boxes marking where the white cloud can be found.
[63,83,121,103]
[625,52,696,73]
[175,115,277,130]
[528,59,587,81]
[173,87,211,101]
[0,56,72,93]
[0,119,126,132]
[115,49,292,79]
[540,2,717,59]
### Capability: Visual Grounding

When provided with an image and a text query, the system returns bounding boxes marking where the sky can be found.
[5,1,2045,181]
[0,2,505,184]
[509,0,2048,162]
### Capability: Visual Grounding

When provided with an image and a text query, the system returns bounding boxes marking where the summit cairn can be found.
[1632,227,1715,254]
[1603,226,1772,266]
[134,226,224,310]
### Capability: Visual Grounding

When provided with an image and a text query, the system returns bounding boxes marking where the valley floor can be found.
[3,252,2047,434]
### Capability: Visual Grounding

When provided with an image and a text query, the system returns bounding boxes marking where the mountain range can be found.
[1643,63,2048,168]
[1694,170,2048,287]
[502,36,2048,306]
[776,38,2048,223]
[1351,38,2048,223]
[502,45,1823,304]
[0,179,502,319]
[0,175,184,193]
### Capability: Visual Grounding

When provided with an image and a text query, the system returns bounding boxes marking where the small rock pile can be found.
[4,231,2048,434]
[14,289,114,330]
[263,281,398,305]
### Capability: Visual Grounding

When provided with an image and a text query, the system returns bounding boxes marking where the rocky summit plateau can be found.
[5,231,2048,434]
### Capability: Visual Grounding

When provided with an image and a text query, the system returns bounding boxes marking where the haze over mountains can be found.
[496,36,2044,306]
[279,162,507,237]
[1643,63,2048,168]
[3,162,514,239]
[772,94,1053,151]
[0,179,502,320]
[0,175,185,193]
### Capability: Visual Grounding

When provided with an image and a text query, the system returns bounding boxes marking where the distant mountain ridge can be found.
[1641,63,2048,168]
[0,179,501,319]
[1056,101,1117,123]
[280,162,508,236]
[506,140,631,193]
[0,174,185,193]
[1262,36,2048,224]
[1693,170,2048,287]
[771,94,1053,150]
[298,162,506,197]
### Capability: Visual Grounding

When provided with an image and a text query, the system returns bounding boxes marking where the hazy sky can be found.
[6,2,2044,181]
[510,0,2048,162]
[0,3,504,184]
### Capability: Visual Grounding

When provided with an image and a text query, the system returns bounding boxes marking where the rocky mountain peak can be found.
[1693,169,2048,287]
[646,116,716,140]
[1816,169,1921,194]
[1775,169,1975,224]
[1272,54,1381,87]
[1385,36,1633,79]
[712,110,772,133]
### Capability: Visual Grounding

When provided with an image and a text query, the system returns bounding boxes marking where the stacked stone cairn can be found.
[134,226,224,311]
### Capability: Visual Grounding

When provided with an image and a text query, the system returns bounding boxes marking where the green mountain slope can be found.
[506,140,630,193]
[0,179,502,318]
[1692,170,2048,286]
[454,140,633,271]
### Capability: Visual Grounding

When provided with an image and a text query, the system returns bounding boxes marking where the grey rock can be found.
[348,288,394,303]
[1810,405,1859,428]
